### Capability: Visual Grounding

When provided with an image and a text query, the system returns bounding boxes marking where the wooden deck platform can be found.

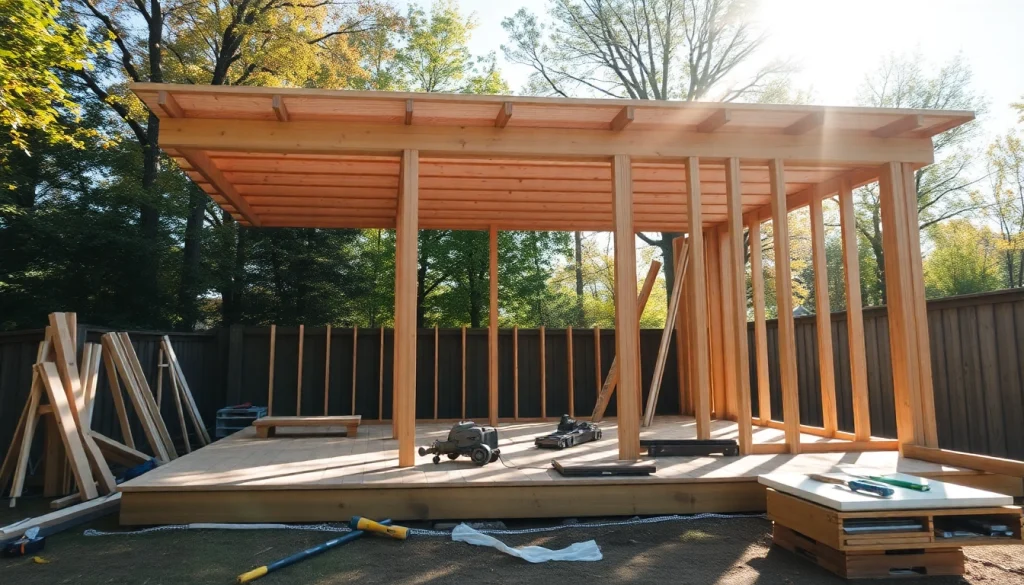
[118,418,1023,525]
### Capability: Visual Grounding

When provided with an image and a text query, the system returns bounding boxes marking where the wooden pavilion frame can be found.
[133,83,974,467]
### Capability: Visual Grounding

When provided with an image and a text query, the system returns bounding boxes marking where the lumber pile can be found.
[0,312,209,509]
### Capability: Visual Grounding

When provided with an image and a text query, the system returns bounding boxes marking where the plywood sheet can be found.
[758,472,1014,512]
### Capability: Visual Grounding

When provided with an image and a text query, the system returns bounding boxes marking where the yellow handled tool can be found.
[350,516,409,540]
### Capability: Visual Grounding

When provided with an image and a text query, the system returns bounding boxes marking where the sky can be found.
[395,0,1024,142]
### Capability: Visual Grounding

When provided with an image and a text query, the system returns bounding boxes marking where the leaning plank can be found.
[118,333,177,458]
[161,337,210,445]
[9,379,42,503]
[89,431,151,468]
[35,363,99,501]
[591,260,662,422]
[168,361,192,454]
[0,371,36,494]
[0,493,120,540]
[81,343,102,428]
[101,347,135,449]
[49,315,117,494]
[102,334,169,462]
[643,242,690,427]
[902,445,1024,478]
[253,415,361,439]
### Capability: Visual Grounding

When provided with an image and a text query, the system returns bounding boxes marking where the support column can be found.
[394,149,418,467]
[838,179,872,440]
[612,154,640,460]
[810,195,838,435]
[748,218,771,424]
[488,225,499,426]
[725,158,752,454]
[769,159,801,453]
[685,157,711,440]
[879,162,938,448]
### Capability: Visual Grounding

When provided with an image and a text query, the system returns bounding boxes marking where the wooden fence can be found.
[3,288,1024,469]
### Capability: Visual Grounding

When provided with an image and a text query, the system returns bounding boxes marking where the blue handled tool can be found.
[809,474,895,498]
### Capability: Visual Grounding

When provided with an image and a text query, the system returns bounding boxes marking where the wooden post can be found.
[324,324,332,415]
[839,181,871,440]
[488,225,499,425]
[673,237,690,416]
[154,347,164,408]
[296,324,304,416]
[706,229,726,418]
[379,326,384,421]
[725,158,753,454]
[593,327,602,410]
[394,149,419,467]
[351,325,358,416]
[513,325,519,420]
[685,157,712,440]
[810,195,838,435]
[539,325,547,418]
[717,226,737,419]
[267,324,276,416]
[612,154,641,460]
[566,327,575,418]
[433,325,439,420]
[770,159,801,454]
[748,219,771,424]
[461,325,467,419]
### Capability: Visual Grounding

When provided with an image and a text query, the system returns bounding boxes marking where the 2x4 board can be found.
[759,472,1013,512]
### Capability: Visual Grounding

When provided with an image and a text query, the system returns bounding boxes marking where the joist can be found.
[157,90,185,118]
[179,149,261,227]
[495,102,513,128]
[405,99,414,125]
[697,109,730,133]
[272,95,289,122]
[590,260,662,422]
[610,106,635,131]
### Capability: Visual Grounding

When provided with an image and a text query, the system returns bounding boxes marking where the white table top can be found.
[759,472,1015,512]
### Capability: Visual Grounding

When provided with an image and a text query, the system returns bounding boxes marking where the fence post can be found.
[225,324,244,406]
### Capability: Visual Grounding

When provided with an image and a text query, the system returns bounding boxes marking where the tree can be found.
[0,0,98,163]
[501,0,789,300]
[987,131,1024,288]
[854,53,987,303]
[923,220,1002,297]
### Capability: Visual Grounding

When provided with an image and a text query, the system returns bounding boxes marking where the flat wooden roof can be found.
[133,83,974,231]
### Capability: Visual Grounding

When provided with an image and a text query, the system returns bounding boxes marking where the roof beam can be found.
[610,106,634,131]
[405,99,414,125]
[744,166,880,223]
[180,149,262,227]
[697,109,731,133]
[495,102,513,128]
[784,111,825,135]
[157,91,184,118]
[873,114,922,138]
[272,95,289,122]
[159,118,937,165]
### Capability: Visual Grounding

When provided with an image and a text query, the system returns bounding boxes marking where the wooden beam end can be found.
[272,95,290,122]
[405,99,414,126]
[784,111,825,135]
[157,91,185,119]
[610,106,635,131]
[495,102,513,128]
[697,108,731,133]
[872,114,923,138]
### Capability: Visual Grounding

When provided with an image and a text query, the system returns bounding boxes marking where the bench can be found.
[252,415,361,439]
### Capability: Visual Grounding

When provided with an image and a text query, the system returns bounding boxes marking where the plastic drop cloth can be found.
[451,523,602,563]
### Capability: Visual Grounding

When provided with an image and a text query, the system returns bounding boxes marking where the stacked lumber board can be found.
[0,313,210,511]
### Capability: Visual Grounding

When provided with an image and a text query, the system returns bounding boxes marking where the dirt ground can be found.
[3,500,1024,585]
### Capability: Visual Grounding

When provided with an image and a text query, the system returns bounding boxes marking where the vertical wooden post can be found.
[725,158,753,454]
[324,324,332,415]
[267,324,276,416]
[593,327,602,410]
[539,325,547,419]
[460,325,466,419]
[810,196,838,435]
[296,324,304,415]
[879,162,937,448]
[351,325,358,416]
[488,225,499,426]
[512,325,519,420]
[748,219,771,424]
[379,326,384,421]
[685,157,711,440]
[394,149,419,467]
[901,162,939,447]
[717,226,737,419]
[566,327,575,418]
[838,181,871,440]
[770,159,801,453]
[705,229,726,417]
[433,325,439,420]
[673,236,690,416]
[612,154,640,460]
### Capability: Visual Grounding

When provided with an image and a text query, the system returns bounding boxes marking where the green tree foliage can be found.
[987,131,1024,288]
[0,0,98,162]
[923,220,1002,297]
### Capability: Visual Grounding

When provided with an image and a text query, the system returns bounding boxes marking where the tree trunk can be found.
[468,263,483,328]
[574,231,584,327]
[177,186,206,330]
[658,231,683,301]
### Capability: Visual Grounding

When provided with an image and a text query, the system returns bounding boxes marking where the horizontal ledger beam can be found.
[159,118,937,166]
